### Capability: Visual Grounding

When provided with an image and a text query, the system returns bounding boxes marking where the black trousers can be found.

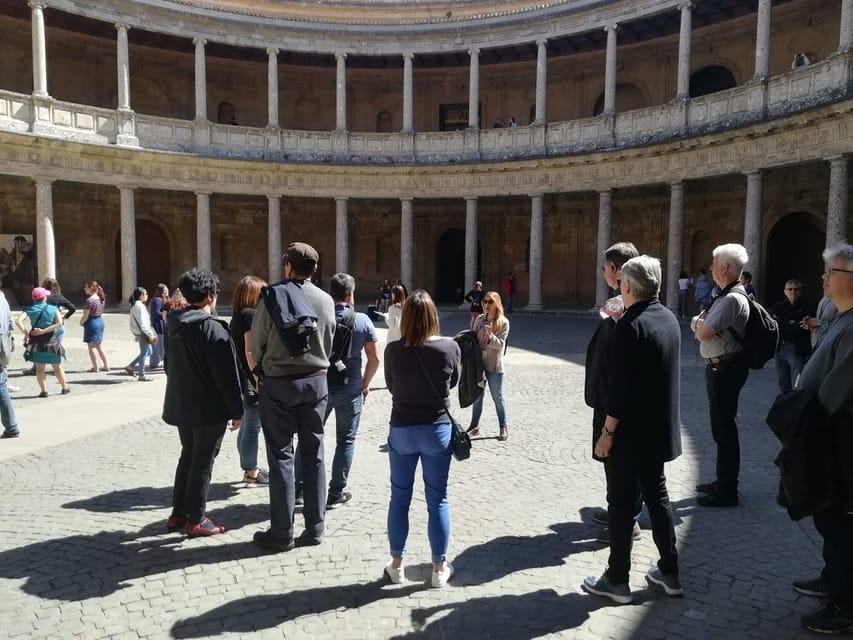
[604,452,678,585]
[705,358,749,494]
[594,408,643,516]
[259,373,328,542]
[814,508,853,610]
[172,423,226,524]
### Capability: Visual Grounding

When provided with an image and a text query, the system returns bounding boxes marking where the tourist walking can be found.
[80,281,109,372]
[149,284,169,369]
[0,289,19,438]
[15,287,70,398]
[126,287,157,381]
[467,291,510,441]
[379,284,407,344]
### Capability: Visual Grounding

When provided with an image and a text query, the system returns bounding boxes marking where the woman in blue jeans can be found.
[383,290,460,588]
[467,291,510,441]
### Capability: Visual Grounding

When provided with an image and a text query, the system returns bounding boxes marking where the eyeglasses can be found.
[785,287,801,292]
[482,299,494,305]
[824,268,853,276]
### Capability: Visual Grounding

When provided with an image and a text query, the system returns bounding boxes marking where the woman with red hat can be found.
[14,286,70,397]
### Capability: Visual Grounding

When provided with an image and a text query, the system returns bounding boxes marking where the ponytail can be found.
[86,280,106,303]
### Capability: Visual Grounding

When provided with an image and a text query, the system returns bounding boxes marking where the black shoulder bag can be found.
[414,348,471,461]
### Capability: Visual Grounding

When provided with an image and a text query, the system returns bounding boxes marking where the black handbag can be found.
[414,350,471,461]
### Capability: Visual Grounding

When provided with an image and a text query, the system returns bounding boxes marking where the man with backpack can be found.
[690,243,752,508]
[322,273,380,509]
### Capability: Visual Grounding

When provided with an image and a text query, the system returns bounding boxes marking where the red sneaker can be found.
[166,515,187,533]
[185,517,226,537]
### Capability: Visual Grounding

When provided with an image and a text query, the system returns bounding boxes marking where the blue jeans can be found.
[150,332,165,368]
[326,391,363,497]
[0,370,18,435]
[128,335,152,377]
[470,370,507,427]
[387,423,452,563]
[237,401,262,471]
[775,342,806,393]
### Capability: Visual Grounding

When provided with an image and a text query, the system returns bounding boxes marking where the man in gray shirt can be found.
[690,243,750,507]
[792,243,853,635]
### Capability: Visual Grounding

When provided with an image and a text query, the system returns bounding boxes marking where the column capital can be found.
[402,52,414,61]
[464,196,478,203]
[400,197,414,203]
[266,47,278,57]
[536,38,548,48]
[528,193,545,202]
[670,180,685,189]
[335,196,349,203]
[115,23,130,32]
[826,154,849,165]
[117,184,137,192]
[745,169,763,179]
[604,23,619,32]
[598,188,613,196]
[677,1,693,10]
[28,1,47,10]
[32,177,54,186]
[193,37,206,47]
[335,52,348,61]
[195,190,212,197]
[266,194,281,201]
[468,48,480,57]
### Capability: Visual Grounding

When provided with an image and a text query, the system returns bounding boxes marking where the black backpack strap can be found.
[724,288,751,347]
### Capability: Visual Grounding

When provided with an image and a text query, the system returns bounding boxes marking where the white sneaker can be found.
[431,562,454,588]
[6,385,20,392]
[383,562,405,584]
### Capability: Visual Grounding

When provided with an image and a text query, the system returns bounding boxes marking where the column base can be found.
[522,303,544,311]
[116,134,139,147]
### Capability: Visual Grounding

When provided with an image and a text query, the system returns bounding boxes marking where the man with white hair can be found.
[792,243,853,634]
[690,243,751,507]
[582,255,682,604]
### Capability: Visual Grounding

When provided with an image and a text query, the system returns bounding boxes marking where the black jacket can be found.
[162,307,243,428]
[604,298,682,463]
[453,330,485,408]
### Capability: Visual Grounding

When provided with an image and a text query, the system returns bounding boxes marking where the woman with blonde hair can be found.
[467,291,510,441]
[383,290,460,588]
[229,275,269,485]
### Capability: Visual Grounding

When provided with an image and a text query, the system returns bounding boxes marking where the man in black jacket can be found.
[162,268,243,537]
[582,255,682,605]
[769,279,815,393]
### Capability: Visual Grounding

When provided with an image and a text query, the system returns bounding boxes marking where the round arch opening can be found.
[765,211,824,304]
[115,219,172,302]
[435,229,479,303]
[689,65,737,98]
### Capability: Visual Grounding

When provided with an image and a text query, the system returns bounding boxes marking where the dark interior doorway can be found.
[115,220,171,302]
[765,212,824,304]
[435,228,479,303]
[689,65,737,98]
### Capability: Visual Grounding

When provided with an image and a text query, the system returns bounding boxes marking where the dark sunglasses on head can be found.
[482,299,494,304]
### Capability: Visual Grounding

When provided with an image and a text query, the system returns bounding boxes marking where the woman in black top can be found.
[383,290,460,588]
[22,278,75,376]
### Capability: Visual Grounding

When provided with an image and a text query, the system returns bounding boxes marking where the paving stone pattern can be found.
[0,311,825,639]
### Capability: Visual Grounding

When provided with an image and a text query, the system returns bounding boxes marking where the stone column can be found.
[196,192,212,271]
[335,52,347,131]
[535,39,548,125]
[119,186,137,303]
[464,197,478,292]
[827,155,850,247]
[841,0,853,52]
[267,48,279,128]
[194,38,207,121]
[468,48,480,129]
[402,53,414,132]
[336,197,349,273]
[267,195,281,282]
[743,171,763,290]
[30,1,48,97]
[115,24,131,110]
[754,0,772,80]
[34,178,55,281]
[603,25,619,115]
[676,3,693,99]
[525,195,544,310]
[595,189,613,307]
[666,182,686,313]
[400,198,414,290]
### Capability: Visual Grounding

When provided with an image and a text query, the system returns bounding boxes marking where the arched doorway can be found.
[592,82,648,116]
[765,212,824,304]
[689,65,737,98]
[435,229,479,303]
[115,219,171,301]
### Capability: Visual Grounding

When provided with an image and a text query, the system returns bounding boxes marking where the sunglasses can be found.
[785,287,801,291]
[482,299,495,305]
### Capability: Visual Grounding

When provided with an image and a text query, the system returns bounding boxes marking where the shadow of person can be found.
[450,521,600,587]
[389,589,604,639]
[170,581,424,638]
[62,483,241,513]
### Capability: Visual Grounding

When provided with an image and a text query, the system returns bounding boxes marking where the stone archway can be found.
[115,219,171,301]
[435,228,480,303]
[765,211,824,304]
[689,65,737,98]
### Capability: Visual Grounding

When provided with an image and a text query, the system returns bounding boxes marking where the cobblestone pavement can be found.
[0,311,825,639]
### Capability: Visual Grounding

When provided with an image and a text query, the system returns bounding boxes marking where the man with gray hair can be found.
[793,243,853,634]
[769,278,815,393]
[582,255,682,604]
[690,243,750,507]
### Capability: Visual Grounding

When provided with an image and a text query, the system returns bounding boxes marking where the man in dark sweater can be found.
[770,279,815,393]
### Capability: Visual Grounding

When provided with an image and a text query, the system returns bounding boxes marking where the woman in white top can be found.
[467,291,510,441]
[126,286,157,381]
[677,271,692,319]
[381,284,408,344]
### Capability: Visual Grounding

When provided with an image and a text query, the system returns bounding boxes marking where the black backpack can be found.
[727,289,780,370]
[327,308,356,385]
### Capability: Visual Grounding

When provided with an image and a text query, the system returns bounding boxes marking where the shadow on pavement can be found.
[62,483,242,512]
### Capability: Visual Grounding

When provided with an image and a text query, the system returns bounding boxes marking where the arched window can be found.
[689,66,737,98]
[592,83,648,116]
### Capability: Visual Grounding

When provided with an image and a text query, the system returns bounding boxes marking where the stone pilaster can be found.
[335,52,347,131]
[666,182,686,313]
[34,178,55,282]
[468,48,480,130]
[267,48,279,128]
[603,25,619,115]
[524,195,544,310]
[196,191,212,271]
[754,0,772,80]
[193,38,207,121]
[827,155,849,248]
[402,53,414,132]
[595,189,613,307]
[464,197,478,293]
[535,40,548,125]
[400,198,414,291]
[676,3,693,99]
[743,171,763,291]
[267,195,281,282]
[119,186,137,303]
[29,1,48,98]
[841,0,853,52]
[336,197,349,273]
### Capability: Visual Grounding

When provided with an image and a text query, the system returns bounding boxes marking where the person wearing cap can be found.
[14,286,70,398]
[251,242,336,552]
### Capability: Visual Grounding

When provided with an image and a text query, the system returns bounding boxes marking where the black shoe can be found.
[793,577,829,598]
[295,530,323,547]
[252,530,295,553]
[591,507,608,525]
[1,429,20,439]
[696,491,739,507]
[61,387,71,395]
[295,494,304,506]
[595,522,641,544]
[326,491,352,509]
[802,604,853,634]
[695,481,718,494]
